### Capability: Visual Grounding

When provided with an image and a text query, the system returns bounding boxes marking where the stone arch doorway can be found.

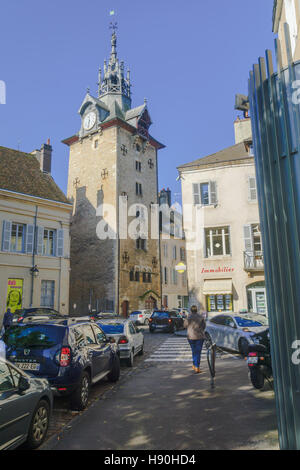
[144,296,157,310]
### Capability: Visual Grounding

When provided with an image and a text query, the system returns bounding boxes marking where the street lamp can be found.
[30,265,39,278]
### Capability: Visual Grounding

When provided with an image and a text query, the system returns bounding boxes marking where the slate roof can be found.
[0,146,70,204]
[177,142,252,170]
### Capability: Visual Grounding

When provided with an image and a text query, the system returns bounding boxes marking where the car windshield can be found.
[99,323,124,334]
[234,316,268,328]
[152,312,169,319]
[3,325,65,348]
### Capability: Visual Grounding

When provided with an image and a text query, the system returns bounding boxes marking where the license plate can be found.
[15,362,40,371]
[247,357,258,364]
[155,325,165,328]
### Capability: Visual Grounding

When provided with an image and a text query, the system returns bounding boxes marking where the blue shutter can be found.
[2,220,12,252]
[56,229,64,257]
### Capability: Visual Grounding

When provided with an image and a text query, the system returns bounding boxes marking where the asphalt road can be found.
[41,328,279,450]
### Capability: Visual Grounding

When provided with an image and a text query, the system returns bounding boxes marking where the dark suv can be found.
[149,310,184,333]
[3,318,120,410]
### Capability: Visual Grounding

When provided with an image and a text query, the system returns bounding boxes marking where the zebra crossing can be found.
[145,337,208,363]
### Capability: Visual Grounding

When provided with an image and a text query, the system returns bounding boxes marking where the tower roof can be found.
[98,30,131,108]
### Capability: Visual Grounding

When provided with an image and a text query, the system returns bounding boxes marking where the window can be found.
[135,271,140,282]
[43,229,56,256]
[248,177,257,201]
[180,247,185,261]
[136,237,146,250]
[164,267,168,285]
[193,182,217,206]
[136,183,142,196]
[172,246,177,260]
[244,224,262,252]
[135,161,142,172]
[40,280,55,308]
[163,244,168,258]
[207,295,233,313]
[0,362,15,392]
[129,270,134,282]
[285,0,298,55]
[171,268,178,285]
[11,223,26,253]
[205,226,231,257]
[93,325,106,344]
[82,325,97,345]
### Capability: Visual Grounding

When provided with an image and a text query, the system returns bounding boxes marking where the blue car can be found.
[3,317,120,411]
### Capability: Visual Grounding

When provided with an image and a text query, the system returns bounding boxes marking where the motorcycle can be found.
[247,328,272,389]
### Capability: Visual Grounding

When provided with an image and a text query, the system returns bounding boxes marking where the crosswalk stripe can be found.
[146,338,208,363]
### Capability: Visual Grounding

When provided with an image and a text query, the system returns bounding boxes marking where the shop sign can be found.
[201,267,234,274]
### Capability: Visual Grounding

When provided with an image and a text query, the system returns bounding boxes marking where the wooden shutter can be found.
[243,225,253,252]
[36,226,44,255]
[248,177,257,201]
[26,224,35,254]
[56,229,64,257]
[209,181,218,205]
[2,220,12,252]
[193,184,200,204]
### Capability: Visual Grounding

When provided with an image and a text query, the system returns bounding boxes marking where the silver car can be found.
[129,310,152,325]
[0,358,53,450]
[96,319,144,367]
[205,313,269,355]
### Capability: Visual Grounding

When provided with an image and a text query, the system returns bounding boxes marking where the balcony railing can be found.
[244,251,264,271]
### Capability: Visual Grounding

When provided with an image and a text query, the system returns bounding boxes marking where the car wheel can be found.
[26,399,50,449]
[107,355,120,382]
[239,338,249,356]
[138,341,144,356]
[144,318,149,325]
[70,371,90,411]
[126,350,134,367]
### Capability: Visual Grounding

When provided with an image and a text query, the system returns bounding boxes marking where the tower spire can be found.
[98,26,132,112]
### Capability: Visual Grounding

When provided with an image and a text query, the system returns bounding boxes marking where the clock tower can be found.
[64,30,165,316]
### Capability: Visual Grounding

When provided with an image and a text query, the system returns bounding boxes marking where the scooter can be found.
[247,330,272,389]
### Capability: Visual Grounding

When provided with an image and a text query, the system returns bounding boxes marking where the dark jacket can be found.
[184,312,206,340]
[3,310,13,329]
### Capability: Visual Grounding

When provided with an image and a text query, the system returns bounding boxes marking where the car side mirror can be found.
[18,376,30,393]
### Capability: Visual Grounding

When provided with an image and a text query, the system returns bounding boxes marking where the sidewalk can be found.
[43,353,279,450]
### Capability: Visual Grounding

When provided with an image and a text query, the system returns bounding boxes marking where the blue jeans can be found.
[188,339,204,368]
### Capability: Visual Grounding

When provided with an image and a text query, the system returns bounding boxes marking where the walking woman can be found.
[184,305,206,374]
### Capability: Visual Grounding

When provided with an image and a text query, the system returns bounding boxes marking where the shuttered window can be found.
[248,176,257,201]
[193,182,218,205]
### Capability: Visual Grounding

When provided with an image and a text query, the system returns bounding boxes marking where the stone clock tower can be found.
[64,31,165,316]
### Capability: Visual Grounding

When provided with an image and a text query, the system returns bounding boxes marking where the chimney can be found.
[31,139,52,174]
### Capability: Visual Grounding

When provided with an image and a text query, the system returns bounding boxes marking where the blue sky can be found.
[0,0,275,203]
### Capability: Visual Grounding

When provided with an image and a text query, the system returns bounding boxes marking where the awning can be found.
[203,279,232,295]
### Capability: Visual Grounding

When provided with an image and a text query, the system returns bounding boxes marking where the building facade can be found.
[178,119,267,316]
[0,144,72,321]
[273,0,300,65]
[64,31,164,317]
[159,189,189,310]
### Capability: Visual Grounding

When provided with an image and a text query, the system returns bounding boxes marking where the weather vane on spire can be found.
[109,9,117,33]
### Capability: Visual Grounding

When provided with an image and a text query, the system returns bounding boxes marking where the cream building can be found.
[178,119,267,316]
[273,0,300,64]
[0,144,72,321]
[159,189,188,310]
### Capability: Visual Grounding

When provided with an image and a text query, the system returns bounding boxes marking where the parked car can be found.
[0,357,53,449]
[205,313,269,355]
[96,319,144,367]
[149,310,184,333]
[3,317,120,411]
[13,307,61,323]
[129,310,152,325]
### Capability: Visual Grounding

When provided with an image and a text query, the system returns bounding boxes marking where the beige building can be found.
[0,144,72,321]
[64,31,164,317]
[159,189,188,310]
[273,0,300,64]
[178,119,267,316]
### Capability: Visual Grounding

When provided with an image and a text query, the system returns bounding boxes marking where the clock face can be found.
[83,112,96,131]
